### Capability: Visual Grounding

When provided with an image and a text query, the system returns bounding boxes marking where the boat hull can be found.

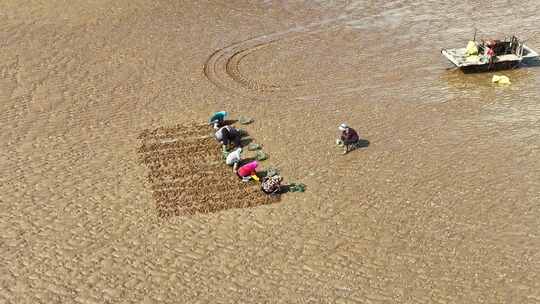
[459,61,520,73]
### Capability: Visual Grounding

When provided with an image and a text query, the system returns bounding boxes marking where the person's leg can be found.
[222,137,231,152]
[272,185,282,195]
[261,186,272,194]
[343,139,358,154]
[233,134,241,148]
[237,171,250,182]
[343,143,349,154]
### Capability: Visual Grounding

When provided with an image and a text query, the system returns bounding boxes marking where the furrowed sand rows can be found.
[138,123,279,217]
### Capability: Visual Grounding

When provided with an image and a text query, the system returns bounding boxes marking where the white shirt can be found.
[215,125,232,142]
[226,148,242,165]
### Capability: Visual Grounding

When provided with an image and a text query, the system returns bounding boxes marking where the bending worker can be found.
[236,161,259,182]
[338,123,359,155]
[225,147,242,173]
[215,125,241,151]
[261,175,283,195]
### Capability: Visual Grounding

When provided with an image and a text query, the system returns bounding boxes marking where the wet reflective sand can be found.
[1,0,539,302]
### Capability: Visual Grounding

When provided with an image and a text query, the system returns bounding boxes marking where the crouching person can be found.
[215,125,241,151]
[225,147,242,172]
[261,175,283,195]
[236,161,259,182]
[209,111,228,130]
[338,123,359,154]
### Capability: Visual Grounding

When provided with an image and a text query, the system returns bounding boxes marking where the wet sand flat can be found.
[1,0,540,303]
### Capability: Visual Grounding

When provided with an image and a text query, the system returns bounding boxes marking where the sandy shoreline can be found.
[1,0,539,303]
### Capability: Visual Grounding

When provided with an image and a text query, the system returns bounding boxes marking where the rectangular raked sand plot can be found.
[138,123,279,217]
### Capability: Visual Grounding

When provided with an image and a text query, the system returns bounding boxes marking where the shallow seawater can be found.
[1,0,539,302]
[258,0,540,131]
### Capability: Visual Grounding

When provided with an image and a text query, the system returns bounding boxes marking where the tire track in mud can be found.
[203,17,351,100]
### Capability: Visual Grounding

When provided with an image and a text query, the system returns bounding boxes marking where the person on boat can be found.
[225,147,242,172]
[261,175,283,195]
[338,123,359,154]
[215,125,241,151]
[486,46,495,61]
[483,40,496,66]
[237,160,258,182]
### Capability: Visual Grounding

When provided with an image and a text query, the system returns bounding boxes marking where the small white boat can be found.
[442,35,539,73]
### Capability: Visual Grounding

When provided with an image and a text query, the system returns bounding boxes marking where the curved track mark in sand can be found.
[204,18,346,99]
